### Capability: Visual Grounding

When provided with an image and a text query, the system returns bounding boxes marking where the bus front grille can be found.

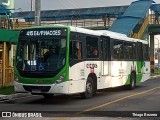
[23,85,51,92]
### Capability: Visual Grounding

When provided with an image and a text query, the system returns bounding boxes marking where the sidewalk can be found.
[150,74,160,79]
[0,93,30,102]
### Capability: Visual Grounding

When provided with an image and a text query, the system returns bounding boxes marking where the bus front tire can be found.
[80,77,95,99]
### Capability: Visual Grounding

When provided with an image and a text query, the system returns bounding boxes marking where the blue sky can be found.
[14,0,160,11]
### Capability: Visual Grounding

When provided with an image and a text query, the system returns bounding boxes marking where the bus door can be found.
[100,36,110,76]
[96,36,110,89]
[136,42,144,74]
[85,36,102,82]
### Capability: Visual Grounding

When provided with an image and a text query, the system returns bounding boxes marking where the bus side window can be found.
[136,42,143,60]
[113,40,123,60]
[86,36,99,59]
[70,41,82,60]
[100,36,110,60]
[123,42,133,60]
[133,43,136,59]
[143,44,149,61]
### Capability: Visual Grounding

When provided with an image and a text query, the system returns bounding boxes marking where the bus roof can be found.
[69,26,148,44]
[21,25,148,44]
[69,26,102,36]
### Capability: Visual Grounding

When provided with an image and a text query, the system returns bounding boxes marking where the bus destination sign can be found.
[26,30,61,36]
[20,28,67,37]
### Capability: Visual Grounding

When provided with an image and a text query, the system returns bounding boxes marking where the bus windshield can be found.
[16,37,66,72]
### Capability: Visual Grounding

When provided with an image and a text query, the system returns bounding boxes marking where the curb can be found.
[0,93,31,102]
[150,75,160,79]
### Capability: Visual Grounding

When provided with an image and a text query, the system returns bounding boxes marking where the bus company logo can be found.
[86,64,98,69]
[86,63,98,73]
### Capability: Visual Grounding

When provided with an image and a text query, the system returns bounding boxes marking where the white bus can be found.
[14,25,150,98]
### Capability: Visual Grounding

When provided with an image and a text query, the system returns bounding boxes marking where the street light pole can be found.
[35,0,41,26]
[31,0,32,11]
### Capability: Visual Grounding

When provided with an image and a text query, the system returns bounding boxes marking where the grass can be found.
[0,86,15,95]
[154,69,160,75]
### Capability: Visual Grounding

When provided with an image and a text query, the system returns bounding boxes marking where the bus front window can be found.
[16,38,66,72]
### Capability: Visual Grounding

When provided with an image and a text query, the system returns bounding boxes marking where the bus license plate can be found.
[32,89,41,93]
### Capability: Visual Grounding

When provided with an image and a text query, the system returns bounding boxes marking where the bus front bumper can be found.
[14,80,85,94]
[14,81,69,94]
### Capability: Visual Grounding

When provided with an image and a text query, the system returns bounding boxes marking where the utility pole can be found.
[31,0,35,11]
[31,0,33,11]
[35,0,41,26]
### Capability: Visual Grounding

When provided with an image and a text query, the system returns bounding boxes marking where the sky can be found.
[14,0,160,11]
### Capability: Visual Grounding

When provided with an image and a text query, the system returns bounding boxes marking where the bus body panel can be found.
[69,62,85,81]
[143,61,150,74]
[14,25,150,97]
[69,62,86,93]
[68,80,86,94]
[102,61,109,75]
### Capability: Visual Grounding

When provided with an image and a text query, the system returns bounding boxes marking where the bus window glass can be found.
[143,44,149,60]
[113,40,123,59]
[133,43,136,59]
[86,36,99,58]
[70,41,82,60]
[136,42,143,60]
[123,42,133,60]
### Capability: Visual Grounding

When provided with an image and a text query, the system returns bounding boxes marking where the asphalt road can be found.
[0,76,160,120]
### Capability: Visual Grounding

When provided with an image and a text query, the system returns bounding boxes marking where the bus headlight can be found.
[56,73,65,84]
[14,75,19,82]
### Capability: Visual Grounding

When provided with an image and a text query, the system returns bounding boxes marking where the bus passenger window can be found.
[70,41,82,60]
[143,44,149,60]
[113,40,123,59]
[86,36,99,59]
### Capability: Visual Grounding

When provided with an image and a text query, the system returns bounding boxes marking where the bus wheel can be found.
[80,77,95,99]
[43,94,54,99]
[129,73,136,90]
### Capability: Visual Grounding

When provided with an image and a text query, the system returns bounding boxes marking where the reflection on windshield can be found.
[16,38,66,72]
